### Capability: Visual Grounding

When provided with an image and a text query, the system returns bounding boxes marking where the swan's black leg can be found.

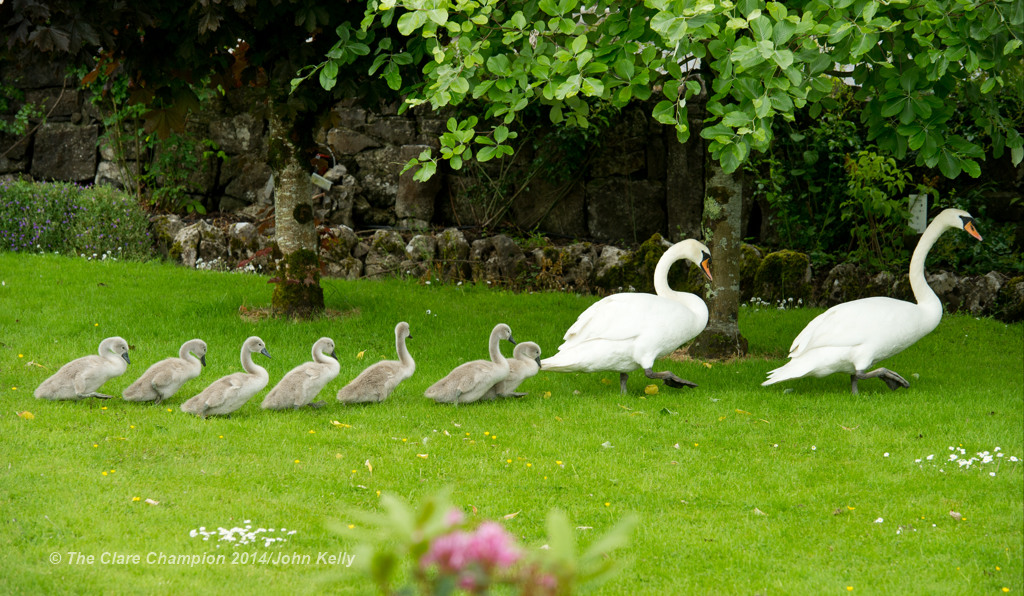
[619,373,629,395]
[643,368,698,389]
[850,374,859,395]
[852,368,910,393]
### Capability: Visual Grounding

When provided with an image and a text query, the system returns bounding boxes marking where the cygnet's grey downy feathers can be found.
[123,339,207,403]
[35,336,131,400]
[425,323,514,405]
[181,336,270,418]
[337,322,415,404]
[262,337,340,410]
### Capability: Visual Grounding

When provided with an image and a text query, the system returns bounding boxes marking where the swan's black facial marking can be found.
[700,251,713,281]
[959,216,983,241]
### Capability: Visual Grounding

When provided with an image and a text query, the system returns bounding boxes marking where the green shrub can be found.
[0,179,153,260]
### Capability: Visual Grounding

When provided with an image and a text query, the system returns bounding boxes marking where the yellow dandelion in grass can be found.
[484,431,490,436]
[604,502,610,507]
[356,350,365,359]
[416,454,428,459]
[166,408,172,412]
[542,391,551,398]
[402,438,408,442]
[491,435,497,440]
[18,354,23,358]
[110,469,115,473]
[544,476,548,479]
[102,471,108,476]
[1001,588,1009,593]
[294,459,301,464]
[694,443,699,447]
[309,430,316,434]
[348,524,355,529]
[351,469,357,474]
[100,406,107,410]
[17,411,34,420]
[130,425,135,429]
[94,323,99,327]
[506,459,512,463]
[847,506,855,510]
[93,444,99,448]
[847,587,853,592]
[526,463,532,467]
[10,387,17,391]
[218,435,224,439]
[644,384,658,395]
[132,497,140,502]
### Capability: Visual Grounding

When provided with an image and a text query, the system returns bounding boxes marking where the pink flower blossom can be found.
[420,520,522,588]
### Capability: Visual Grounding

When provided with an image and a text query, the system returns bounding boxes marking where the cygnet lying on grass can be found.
[425,323,514,405]
[123,339,207,404]
[35,336,131,400]
[181,336,270,418]
[261,337,339,410]
[481,341,542,400]
[337,322,415,404]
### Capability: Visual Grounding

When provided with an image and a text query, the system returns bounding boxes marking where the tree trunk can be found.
[689,159,749,359]
[267,99,324,318]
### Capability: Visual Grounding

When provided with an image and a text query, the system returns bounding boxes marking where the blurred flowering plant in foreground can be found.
[334,490,636,595]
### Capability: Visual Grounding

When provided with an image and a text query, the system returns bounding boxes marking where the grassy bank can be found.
[1,253,1021,594]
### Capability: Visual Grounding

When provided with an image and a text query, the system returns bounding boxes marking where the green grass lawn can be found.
[1,253,1021,595]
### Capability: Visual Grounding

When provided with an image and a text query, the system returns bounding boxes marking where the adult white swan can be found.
[762,208,982,393]
[541,239,713,394]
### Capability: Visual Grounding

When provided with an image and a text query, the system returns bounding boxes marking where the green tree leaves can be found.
[307,0,1022,181]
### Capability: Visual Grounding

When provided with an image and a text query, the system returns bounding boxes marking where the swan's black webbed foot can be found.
[852,368,910,394]
[644,368,697,389]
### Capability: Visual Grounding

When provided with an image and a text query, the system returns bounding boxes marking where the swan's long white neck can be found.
[908,217,948,314]
[242,348,268,378]
[488,330,508,365]
[313,346,333,364]
[397,332,414,367]
[654,247,710,327]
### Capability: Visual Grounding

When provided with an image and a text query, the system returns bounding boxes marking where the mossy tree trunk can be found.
[689,160,749,359]
[267,99,324,318]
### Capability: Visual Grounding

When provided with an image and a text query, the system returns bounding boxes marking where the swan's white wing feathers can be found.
[789,297,935,358]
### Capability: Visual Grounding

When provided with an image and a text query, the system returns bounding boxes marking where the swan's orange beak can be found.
[700,252,713,282]
[963,219,983,241]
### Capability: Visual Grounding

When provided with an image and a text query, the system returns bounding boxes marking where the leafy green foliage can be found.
[0,83,45,138]
[0,180,152,259]
[841,151,916,269]
[76,63,216,215]
[308,0,1022,181]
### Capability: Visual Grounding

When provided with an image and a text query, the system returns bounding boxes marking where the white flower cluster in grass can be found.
[194,256,226,271]
[744,296,803,311]
[78,249,121,261]
[913,446,1020,475]
[189,520,297,547]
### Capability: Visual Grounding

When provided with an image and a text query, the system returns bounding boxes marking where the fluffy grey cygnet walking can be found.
[123,339,207,403]
[337,322,415,404]
[35,336,131,400]
[180,336,270,418]
[425,323,514,405]
[262,337,340,410]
